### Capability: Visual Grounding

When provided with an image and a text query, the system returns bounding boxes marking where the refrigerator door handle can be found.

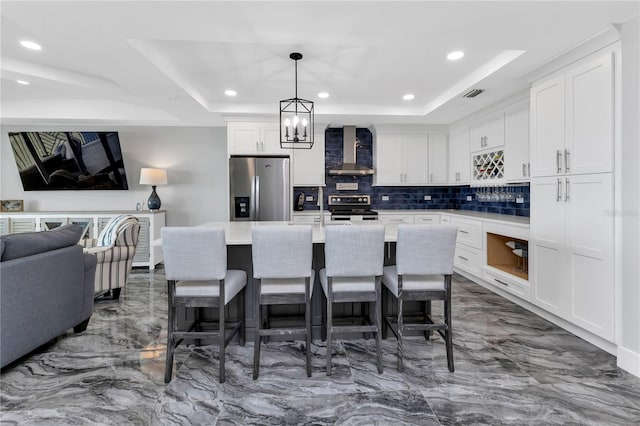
[254,175,260,219]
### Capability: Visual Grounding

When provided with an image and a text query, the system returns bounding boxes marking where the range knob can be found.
[358,198,363,202]
[336,198,341,202]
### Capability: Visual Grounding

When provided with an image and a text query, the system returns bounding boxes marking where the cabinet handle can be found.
[459,230,469,234]
[522,163,527,177]
[256,141,260,151]
[527,163,530,177]
[564,149,570,172]
[484,136,488,147]
[565,178,570,202]
[556,178,562,202]
[494,278,509,287]
[456,172,460,182]
[430,173,433,183]
[556,150,562,174]
[457,255,469,261]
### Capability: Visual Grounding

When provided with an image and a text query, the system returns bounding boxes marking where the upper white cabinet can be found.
[448,125,470,184]
[504,102,530,181]
[428,133,448,184]
[375,131,428,185]
[374,128,447,186]
[227,122,288,156]
[530,51,613,177]
[470,111,505,152]
[292,129,325,186]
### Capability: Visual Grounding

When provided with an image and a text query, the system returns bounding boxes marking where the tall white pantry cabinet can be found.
[529,48,616,341]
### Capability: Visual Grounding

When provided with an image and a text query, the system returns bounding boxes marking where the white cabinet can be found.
[470,112,505,152]
[377,213,415,224]
[414,213,440,224]
[530,51,613,177]
[375,131,428,185]
[448,125,470,184]
[292,129,325,186]
[227,122,287,155]
[374,129,447,186]
[504,103,530,181]
[404,133,430,184]
[374,132,407,185]
[530,174,614,340]
[452,217,483,276]
[0,211,165,270]
[428,133,448,184]
[292,212,323,224]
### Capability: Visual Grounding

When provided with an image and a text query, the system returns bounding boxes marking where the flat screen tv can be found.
[8,131,129,190]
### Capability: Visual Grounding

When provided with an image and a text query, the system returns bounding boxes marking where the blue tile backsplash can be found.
[294,127,530,217]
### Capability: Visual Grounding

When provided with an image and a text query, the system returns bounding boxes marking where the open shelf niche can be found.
[486,232,528,280]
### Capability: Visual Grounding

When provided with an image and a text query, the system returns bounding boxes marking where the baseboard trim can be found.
[617,346,640,378]
[455,268,618,355]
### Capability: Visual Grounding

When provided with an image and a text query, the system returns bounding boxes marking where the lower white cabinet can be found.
[0,211,165,270]
[377,213,415,224]
[414,214,440,224]
[454,243,482,277]
[291,213,323,224]
[530,173,614,340]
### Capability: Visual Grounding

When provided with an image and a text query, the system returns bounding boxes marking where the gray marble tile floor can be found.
[1,270,639,425]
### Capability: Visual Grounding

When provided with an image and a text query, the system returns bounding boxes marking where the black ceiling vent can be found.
[463,89,485,98]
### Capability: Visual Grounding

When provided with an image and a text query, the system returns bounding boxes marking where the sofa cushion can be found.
[0,224,84,261]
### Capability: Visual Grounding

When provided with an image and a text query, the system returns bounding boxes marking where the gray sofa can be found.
[0,224,97,368]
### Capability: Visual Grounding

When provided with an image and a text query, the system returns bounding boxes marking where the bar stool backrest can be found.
[324,225,385,278]
[252,225,313,279]
[396,224,458,276]
[161,227,227,281]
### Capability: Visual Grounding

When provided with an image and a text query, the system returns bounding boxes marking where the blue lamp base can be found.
[147,185,161,210]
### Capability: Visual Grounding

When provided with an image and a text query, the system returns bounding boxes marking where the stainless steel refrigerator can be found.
[229,155,290,221]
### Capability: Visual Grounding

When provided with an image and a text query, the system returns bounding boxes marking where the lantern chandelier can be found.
[280,52,314,149]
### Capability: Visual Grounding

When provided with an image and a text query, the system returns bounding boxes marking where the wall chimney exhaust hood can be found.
[328,126,375,175]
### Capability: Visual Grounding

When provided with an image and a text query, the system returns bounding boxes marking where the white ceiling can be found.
[1,1,638,127]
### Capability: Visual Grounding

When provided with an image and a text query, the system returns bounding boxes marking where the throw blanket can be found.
[97,215,138,247]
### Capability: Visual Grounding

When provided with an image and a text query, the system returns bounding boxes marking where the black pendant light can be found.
[280,52,314,149]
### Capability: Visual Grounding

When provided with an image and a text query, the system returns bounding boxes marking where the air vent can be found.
[463,89,485,98]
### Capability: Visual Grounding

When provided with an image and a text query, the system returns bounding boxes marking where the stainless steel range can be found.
[328,195,378,221]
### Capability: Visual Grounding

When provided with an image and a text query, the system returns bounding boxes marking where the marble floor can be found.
[1,270,639,425]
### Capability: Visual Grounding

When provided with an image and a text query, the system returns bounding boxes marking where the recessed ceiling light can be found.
[318,92,329,99]
[447,51,465,61]
[224,89,237,97]
[20,40,42,51]
[16,80,30,85]
[403,94,415,101]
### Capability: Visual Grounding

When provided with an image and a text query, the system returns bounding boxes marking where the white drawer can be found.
[483,267,530,301]
[451,217,482,249]
[454,244,482,277]
[292,214,321,224]
[440,215,451,224]
[378,214,415,224]
[414,214,440,224]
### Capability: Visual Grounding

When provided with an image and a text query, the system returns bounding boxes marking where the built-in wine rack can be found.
[473,150,504,181]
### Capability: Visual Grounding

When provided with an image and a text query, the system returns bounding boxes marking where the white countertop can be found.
[191,221,402,245]
[293,209,530,227]
[151,210,529,246]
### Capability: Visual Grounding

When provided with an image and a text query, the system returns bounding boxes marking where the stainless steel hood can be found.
[328,126,375,175]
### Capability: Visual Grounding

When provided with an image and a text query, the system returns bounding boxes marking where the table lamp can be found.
[139,168,168,210]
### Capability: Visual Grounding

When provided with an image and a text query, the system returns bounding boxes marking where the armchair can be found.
[83,215,140,299]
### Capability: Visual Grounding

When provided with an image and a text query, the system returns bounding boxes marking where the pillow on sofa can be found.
[0,224,84,261]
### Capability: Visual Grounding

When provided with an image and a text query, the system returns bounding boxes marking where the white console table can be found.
[0,210,165,270]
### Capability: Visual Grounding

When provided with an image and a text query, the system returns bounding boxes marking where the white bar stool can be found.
[251,225,314,379]
[320,224,385,376]
[382,224,458,372]
[161,227,247,383]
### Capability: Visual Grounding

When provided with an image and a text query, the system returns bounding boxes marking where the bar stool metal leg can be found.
[253,280,262,380]
[375,277,383,374]
[326,278,333,376]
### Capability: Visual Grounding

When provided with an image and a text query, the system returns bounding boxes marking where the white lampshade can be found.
[139,168,168,186]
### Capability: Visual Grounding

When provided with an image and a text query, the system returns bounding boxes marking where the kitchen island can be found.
[153,212,530,341]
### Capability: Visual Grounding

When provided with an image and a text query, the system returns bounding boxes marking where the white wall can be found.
[620,14,640,374]
[0,125,228,226]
